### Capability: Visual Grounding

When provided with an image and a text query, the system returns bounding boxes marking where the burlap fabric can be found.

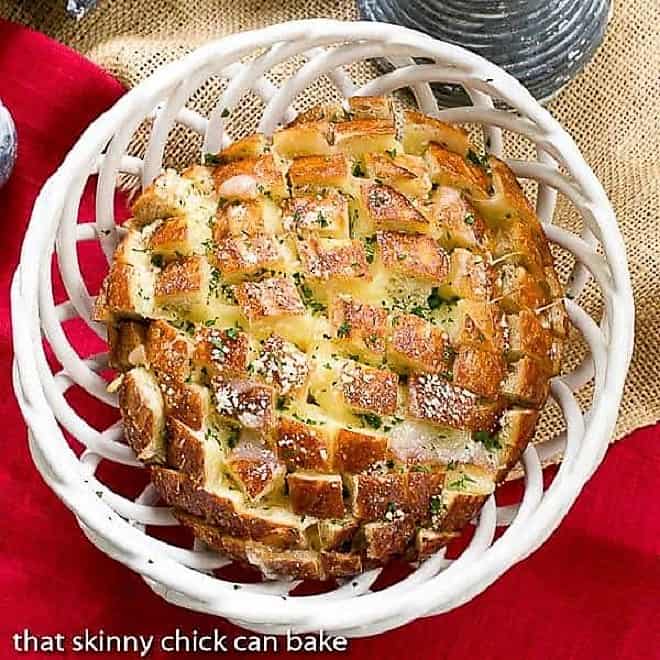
[2,0,658,450]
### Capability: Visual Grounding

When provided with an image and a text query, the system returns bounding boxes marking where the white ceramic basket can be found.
[11,19,634,636]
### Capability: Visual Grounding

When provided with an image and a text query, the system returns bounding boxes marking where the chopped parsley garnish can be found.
[411,464,432,473]
[150,253,164,268]
[317,211,329,228]
[225,327,240,340]
[256,183,273,199]
[366,333,381,347]
[205,427,222,448]
[429,494,442,514]
[226,429,239,449]
[292,412,323,426]
[464,213,475,225]
[385,148,397,159]
[220,283,236,304]
[337,321,351,338]
[360,413,382,430]
[221,108,230,118]
[204,152,222,165]
[466,148,490,170]
[363,235,376,264]
[442,344,457,362]
[207,266,221,299]
[299,282,326,314]
[427,288,442,309]
[352,162,365,177]
[170,318,196,335]
[448,474,477,491]
[473,429,501,452]
[370,187,388,208]
[209,335,225,350]
[306,392,319,406]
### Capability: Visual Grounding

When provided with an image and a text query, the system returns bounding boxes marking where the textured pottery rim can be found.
[357,0,613,104]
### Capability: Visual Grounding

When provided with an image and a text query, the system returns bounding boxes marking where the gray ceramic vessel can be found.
[0,99,17,188]
[358,0,611,104]
[66,0,99,18]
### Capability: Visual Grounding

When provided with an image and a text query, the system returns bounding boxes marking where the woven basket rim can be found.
[11,18,634,635]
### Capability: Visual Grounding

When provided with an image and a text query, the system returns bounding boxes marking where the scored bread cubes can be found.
[96,95,567,580]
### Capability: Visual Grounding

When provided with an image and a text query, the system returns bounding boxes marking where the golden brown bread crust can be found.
[101,97,567,580]
[334,429,388,473]
[287,472,345,519]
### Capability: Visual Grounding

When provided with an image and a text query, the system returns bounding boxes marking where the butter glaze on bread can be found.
[96,96,566,580]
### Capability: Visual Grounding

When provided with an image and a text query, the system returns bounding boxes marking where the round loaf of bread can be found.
[96,96,567,580]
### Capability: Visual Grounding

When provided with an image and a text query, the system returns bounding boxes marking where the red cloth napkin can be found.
[1,18,658,660]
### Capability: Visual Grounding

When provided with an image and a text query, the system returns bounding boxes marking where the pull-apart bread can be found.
[96,96,567,580]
